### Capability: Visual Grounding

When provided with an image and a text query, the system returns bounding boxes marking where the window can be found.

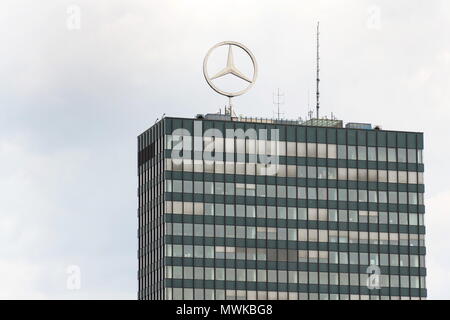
[246,226,256,238]
[298,229,307,241]
[268,270,276,282]
[350,253,358,265]
[338,145,346,159]
[173,223,182,236]
[267,206,276,219]
[319,230,327,242]
[408,149,417,163]
[317,144,327,158]
[349,190,357,202]
[398,149,407,162]
[184,245,193,258]
[278,207,286,219]
[297,143,306,157]
[308,209,318,220]
[328,167,337,180]
[379,212,388,224]
[369,191,378,203]
[318,167,327,179]
[308,166,317,179]
[288,186,296,198]
[287,165,296,177]
[193,181,203,194]
[215,182,224,195]
[225,225,235,238]
[277,185,286,197]
[225,204,234,217]
[410,255,419,267]
[328,144,337,158]
[416,150,423,164]
[267,185,276,197]
[368,147,376,161]
[256,184,265,197]
[288,207,296,219]
[358,146,367,160]
[257,206,266,218]
[236,226,245,238]
[236,183,245,196]
[307,143,317,157]
[205,203,214,216]
[378,147,387,162]
[246,184,256,196]
[205,268,214,280]
[379,191,387,203]
[330,252,338,264]
[215,225,224,237]
[173,180,182,193]
[295,271,306,284]
[165,180,172,192]
[287,142,296,156]
[400,276,409,288]
[205,182,214,194]
[297,166,307,178]
[205,225,214,237]
[348,168,357,181]
[216,161,224,174]
[338,189,347,201]
[308,187,317,200]
[388,171,397,183]
[399,192,407,204]
[348,146,357,160]
[318,188,327,200]
[328,188,337,201]
[246,206,256,218]
[389,212,398,224]
[297,187,306,199]
[349,211,358,222]
[247,269,256,282]
[299,208,307,220]
[359,212,368,224]
[288,229,297,241]
[339,252,348,264]
[338,168,347,180]
[358,169,367,181]
[358,190,367,202]
[409,193,418,205]
[388,148,396,162]
[203,246,213,258]
[367,169,377,182]
[408,172,417,184]
[309,272,318,284]
[225,162,234,174]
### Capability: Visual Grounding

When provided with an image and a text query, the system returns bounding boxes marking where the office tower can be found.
[137,114,426,300]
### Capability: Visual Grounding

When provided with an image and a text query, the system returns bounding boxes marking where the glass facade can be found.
[138,117,426,300]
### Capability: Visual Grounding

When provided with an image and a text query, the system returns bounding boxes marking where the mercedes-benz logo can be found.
[203,41,258,98]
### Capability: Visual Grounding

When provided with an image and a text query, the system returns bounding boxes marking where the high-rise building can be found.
[137,113,426,300]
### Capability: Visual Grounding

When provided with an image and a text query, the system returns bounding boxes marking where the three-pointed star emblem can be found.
[210,45,252,83]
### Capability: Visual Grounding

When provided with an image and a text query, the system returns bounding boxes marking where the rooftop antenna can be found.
[227,97,238,117]
[273,88,285,120]
[316,21,320,120]
[307,89,311,116]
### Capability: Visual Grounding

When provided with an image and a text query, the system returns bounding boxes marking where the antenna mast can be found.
[273,88,285,120]
[316,21,320,119]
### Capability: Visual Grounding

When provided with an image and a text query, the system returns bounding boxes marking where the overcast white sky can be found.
[0,0,449,299]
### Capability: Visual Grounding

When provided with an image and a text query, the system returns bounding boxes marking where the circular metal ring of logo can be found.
[203,41,258,98]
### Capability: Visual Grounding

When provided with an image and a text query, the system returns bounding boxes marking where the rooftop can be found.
[197,112,367,130]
